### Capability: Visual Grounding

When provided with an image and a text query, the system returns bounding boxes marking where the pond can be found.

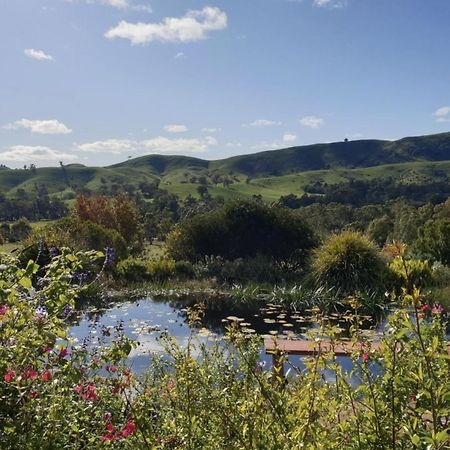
[69,295,385,381]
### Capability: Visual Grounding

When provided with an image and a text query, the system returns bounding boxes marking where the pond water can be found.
[69,295,382,380]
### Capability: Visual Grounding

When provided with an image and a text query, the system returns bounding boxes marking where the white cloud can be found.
[164,124,188,133]
[299,115,324,129]
[434,106,450,123]
[0,146,76,162]
[244,119,282,127]
[24,48,54,62]
[105,6,227,45]
[202,127,219,133]
[174,52,186,59]
[283,132,297,143]
[78,139,135,154]
[142,136,217,153]
[66,0,152,12]
[4,119,72,135]
[78,136,217,155]
[313,0,348,8]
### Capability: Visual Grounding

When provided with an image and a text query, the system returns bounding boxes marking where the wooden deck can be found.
[264,338,380,357]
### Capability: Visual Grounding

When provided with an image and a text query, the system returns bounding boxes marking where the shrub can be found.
[167,200,317,265]
[147,258,176,283]
[116,257,150,282]
[414,218,450,265]
[9,218,32,242]
[312,230,387,294]
[173,260,196,280]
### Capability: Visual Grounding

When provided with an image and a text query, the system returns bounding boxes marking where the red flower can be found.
[29,390,39,399]
[80,383,98,401]
[361,352,370,363]
[22,366,38,381]
[106,365,118,373]
[4,369,14,382]
[42,345,53,353]
[121,420,136,438]
[42,370,52,382]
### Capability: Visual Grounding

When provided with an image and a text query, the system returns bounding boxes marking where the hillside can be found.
[1,131,450,201]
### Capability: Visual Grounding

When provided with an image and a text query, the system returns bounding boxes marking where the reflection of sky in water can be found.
[69,297,373,384]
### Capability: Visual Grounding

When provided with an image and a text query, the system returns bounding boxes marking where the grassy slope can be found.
[1,132,450,201]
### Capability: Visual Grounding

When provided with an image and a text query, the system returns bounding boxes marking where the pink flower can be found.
[4,369,14,382]
[361,352,370,363]
[420,304,431,312]
[120,420,136,438]
[80,383,98,401]
[42,370,52,382]
[432,304,444,315]
[74,384,83,394]
[42,345,53,353]
[106,365,118,373]
[0,305,8,318]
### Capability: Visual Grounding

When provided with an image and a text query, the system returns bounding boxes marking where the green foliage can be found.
[116,257,176,283]
[8,218,32,242]
[414,218,450,265]
[116,257,149,282]
[167,200,317,264]
[388,256,434,292]
[312,230,387,295]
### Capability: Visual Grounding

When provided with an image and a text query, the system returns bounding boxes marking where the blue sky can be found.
[1,0,449,168]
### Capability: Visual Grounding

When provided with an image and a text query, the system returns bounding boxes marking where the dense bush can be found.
[167,200,317,264]
[388,256,434,293]
[312,230,387,294]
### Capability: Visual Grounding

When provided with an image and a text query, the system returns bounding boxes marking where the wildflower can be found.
[106,365,118,373]
[74,384,83,394]
[42,370,52,382]
[35,306,48,324]
[58,347,69,359]
[121,420,136,438]
[4,369,15,382]
[361,352,370,363]
[0,305,8,318]
[81,383,98,401]
[104,247,115,267]
[420,304,431,312]
[62,304,73,318]
[432,304,444,315]
[22,366,39,381]
[42,344,53,353]
[29,390,39,399]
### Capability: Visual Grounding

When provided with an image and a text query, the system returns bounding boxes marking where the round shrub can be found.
[147,259,176,283]
[312,230,387,294]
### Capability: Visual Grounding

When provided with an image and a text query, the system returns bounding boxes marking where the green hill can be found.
[1,131,450,201]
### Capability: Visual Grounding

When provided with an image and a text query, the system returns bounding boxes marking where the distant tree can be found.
[414,218,450,265]
[197,185,209,199]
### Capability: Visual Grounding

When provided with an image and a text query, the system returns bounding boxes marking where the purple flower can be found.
[104,247,115,267]
[63,304,73,318]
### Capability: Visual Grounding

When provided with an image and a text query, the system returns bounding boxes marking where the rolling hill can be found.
[1,131,450,201]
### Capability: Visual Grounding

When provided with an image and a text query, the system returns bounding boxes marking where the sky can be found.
[1,0,450,168]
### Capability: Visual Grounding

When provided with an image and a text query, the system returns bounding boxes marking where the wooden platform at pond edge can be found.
[264,338,380,357]
[264,339,450,357]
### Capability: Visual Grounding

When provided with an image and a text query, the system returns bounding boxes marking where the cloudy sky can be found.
[1,0,449,167]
